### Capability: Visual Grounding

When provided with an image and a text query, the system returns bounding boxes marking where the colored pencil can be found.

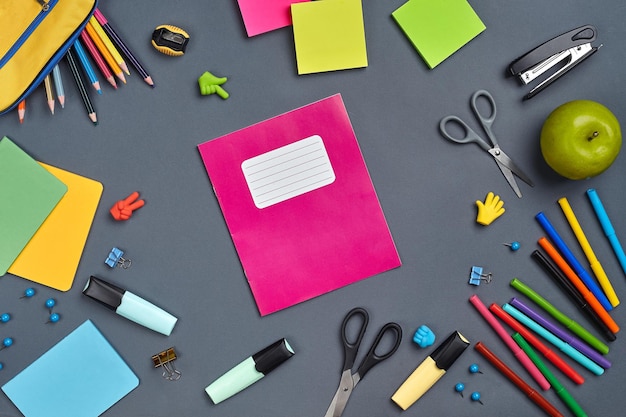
[52,64,65,108]
[66,49,97,125]
[88,16,129,75]
[43,74,55,114]
[489,303,585,385]
[17,99,26,124]
[80,30,117,89]
[475,342,564,417]
[84,21,126,84]
[73,39,102,94]
[94,8,154,87]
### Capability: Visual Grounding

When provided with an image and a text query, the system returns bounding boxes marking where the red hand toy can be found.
[110,191,145,221]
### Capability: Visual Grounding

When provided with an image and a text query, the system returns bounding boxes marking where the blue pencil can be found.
[535,211,612,311]
[73,39,102,95]
[52,64,65,108]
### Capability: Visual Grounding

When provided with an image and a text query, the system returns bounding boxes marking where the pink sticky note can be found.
[198,94,401,315]
[237,0,310,37]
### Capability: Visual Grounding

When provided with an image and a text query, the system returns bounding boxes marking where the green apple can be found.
[540,100,622,180]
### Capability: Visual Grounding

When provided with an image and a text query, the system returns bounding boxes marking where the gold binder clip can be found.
[152,347,181,381]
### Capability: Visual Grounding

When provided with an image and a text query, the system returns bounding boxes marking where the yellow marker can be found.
[558,197,619,307]
[89,16,129,75]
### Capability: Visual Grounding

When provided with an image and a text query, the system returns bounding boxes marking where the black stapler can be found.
[508,25,600,100]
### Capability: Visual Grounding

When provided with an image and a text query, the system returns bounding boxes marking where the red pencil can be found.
[80,30,117,89]
[489,303,584,385]
[475,342,564,417]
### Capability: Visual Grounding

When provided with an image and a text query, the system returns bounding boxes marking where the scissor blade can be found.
[495,159,523,198]
[323,370,354,417]
[489,148,534,197]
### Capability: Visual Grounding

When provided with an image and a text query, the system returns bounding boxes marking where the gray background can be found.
[1,0,626,416]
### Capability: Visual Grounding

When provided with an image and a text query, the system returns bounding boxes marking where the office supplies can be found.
[0,338,13,351]
[504,241,521,251]
[469,295,550,389]
[66,48,98,125]
[535,211,612,311]
[587,188,626,276]
[475,192,505,225]
[93,8,154,86]
[43,74,55,114]
[513,333,587,417]
[532,246,617,341]
[537,237,618,336]
[46,313,60,324]
[151,25,190,56]
[85,20,126,83]
[80,30,117,89]
[45,298,56,313]
[198,94,401,315]
[392,0,485,69]
[206,338,294,403]
[88,16,128,75]
[324,307,401,416]
[510,277,610,354]
[8,163,103,291]
[21,288,36,299]
[198,71,229,99]
[469,363,482,374]
[489,303,584,385]
[236,0,309,37]
[83,276,178,336]
[558,196,619,306]
[152,347,181,381]
[392,330,468,410]
[440,90,534,198]
[0,0,97,115]
[502,303,604,375]
[455,382,465,397]
[0,137,67,275]
[291,0,368,75]
[508,25,599,100]
[52,64,65,107]
[470,392,483,404]
[469,265,492,285]
[105,247,132,269]
[2,320,138,417]
[475,341,564,417]
[413,324,435,348]
[73,38,102,94]
[110,191,145,221]
[1,313,10,323]
[510,297,611,369]
[17,99,26,123]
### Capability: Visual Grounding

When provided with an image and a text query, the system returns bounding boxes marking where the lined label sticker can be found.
[241,135,336,209]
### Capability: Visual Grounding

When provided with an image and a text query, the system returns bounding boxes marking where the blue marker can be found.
[535,212,612,311]
[587,188,626,276]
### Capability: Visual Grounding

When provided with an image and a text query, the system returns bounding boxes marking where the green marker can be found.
[510,278,608,355]
[513,333,587,417]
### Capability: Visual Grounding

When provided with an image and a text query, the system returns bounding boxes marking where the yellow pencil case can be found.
[0,0,97,115]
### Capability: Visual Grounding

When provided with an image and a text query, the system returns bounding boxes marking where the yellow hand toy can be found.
[476,192,505,226]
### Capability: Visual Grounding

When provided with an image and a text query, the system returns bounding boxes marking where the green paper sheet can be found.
[0,136,67,274]
[392,0,485,69]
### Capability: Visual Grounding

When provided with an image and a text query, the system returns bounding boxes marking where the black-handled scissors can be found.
[439,89,534,198]
[323,307,402,417]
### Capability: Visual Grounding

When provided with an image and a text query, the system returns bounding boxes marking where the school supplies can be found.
[66,48,98,125]
[52,64,65,108]
[1,320,138,417]
[110,191,145,221]
[198,94,401,316]
[151,25,190,57]
[236,0,309,37]
[0,137,67,275]
[80,29,117,88]
[439,90,534,198]
[475,192,505,225]
[587,188,626,276]
[73,39,102,94]
[88,16,128,75]
[152,347,182,381]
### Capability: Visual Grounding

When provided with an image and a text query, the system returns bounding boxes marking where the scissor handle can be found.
[341,307,369,372]
[355,322,402,380]
[439,116,491,152]
[470,89,498,146]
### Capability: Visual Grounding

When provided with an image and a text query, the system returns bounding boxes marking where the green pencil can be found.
[510,278,608,355]
[513,333,587,417]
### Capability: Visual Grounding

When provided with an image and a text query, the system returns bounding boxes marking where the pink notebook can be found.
[198,94,400,315]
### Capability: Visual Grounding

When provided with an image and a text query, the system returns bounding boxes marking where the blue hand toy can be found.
[413,324,436,348]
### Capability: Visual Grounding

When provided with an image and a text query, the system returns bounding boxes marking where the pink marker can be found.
[469,294,550,390]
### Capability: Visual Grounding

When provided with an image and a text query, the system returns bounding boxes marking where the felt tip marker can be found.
[83,276,177,336]
[205,338,295,404]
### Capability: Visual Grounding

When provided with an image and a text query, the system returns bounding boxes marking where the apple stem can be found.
[588,131,599,141]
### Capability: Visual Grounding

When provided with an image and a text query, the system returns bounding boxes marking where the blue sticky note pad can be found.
[2,320,138,417]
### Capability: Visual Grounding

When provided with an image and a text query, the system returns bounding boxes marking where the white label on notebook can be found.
[242,135,336,209]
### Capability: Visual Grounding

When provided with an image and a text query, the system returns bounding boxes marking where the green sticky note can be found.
[392,0,485,69]
[0,136,67,275]
[292,0,368,75]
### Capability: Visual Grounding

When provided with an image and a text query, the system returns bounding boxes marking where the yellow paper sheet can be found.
[8,163,103,291]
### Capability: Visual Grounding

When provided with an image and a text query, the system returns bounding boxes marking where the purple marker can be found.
[510,297,610,369]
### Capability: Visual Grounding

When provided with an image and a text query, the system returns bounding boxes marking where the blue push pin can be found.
[469,363,483,374]
[46,313,60,324]
[45,298,56,313]
[454,382,465,398]
[20,288,35,299]
[503,241,521,251]
[0,362,3,370]
[1,337,13,350]
[471,392,483,405]
[105,247,132,269]
[0,313,10,323]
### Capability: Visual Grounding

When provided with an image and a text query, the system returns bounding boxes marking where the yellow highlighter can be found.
[558,197,619,307]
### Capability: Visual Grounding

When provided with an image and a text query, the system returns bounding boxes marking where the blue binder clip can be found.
[105,247,132,269]
[469,266,491,286]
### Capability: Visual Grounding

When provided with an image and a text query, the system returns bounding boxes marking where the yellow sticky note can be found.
[8,164,103,291]
[292,0,367,75]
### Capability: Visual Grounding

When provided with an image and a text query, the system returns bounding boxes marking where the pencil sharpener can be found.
[151,25,189,57]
